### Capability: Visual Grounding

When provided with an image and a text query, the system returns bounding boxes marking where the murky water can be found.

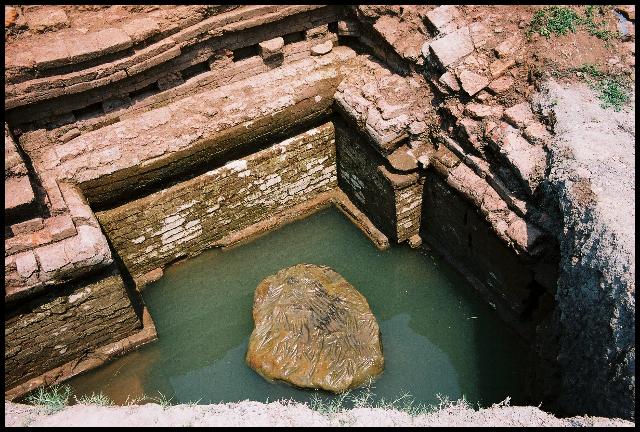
[67,207,532,408]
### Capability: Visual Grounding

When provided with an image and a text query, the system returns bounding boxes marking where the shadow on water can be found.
[66,207,532,407]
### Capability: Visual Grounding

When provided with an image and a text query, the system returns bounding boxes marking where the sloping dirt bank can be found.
[533,79,635,420]
[4,400,634,427]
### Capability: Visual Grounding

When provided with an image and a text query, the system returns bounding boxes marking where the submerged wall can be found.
[421,171,556,331]
[96,122,337,280]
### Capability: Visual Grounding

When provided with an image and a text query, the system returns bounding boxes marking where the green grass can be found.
[528,6,617,42]
[306,383,459,417]
[74,391,113,406]
[528,6,581,38]
[25,385,72,414]
[594,78,631,111]
[150,391,174,408]
[570,63,631,111]
[582,5,616,41]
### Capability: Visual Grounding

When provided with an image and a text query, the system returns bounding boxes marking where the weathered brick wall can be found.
[97,122,337,279]
[5,269,141,390]
[421,170,555,326]
[336,123,397,240]
[395,180,423,242]
[336,122,423,243]
[6,5,344,126]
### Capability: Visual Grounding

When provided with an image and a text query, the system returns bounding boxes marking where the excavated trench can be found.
[9,107,560,412]
[5,5,586,420]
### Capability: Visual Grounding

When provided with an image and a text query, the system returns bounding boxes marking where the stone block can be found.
[5,176,36,212]
[464,103,504,119]
[15,251,38,279]
[44,215,77,242]
[259,37,284,60]
[425,5,461,34]
[92,28,134,54]
[337,20,359,36]
[489,58,515,79]
[523,122,551,147]
[504,102,535,129]
[498,128,547,195]
[494,34,523,59]
[11,218,44,236]
[507,217,544,252]
[457,69,489,96]
[387,146,418,172]
[306,24,329,39]
[439,71,460,92]
[31,41,70,69]
[59,128,81,143]
[428,26,474,68]
[469,22,492,48]
[26,7,69,33]
[121,17,160,44]
[34,240,69,274]
[408,234,423,248]
[311,40,333,56]
[488,75,514,94]
[36,224,112,276]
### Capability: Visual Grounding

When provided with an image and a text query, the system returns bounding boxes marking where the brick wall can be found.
[97,122,337,279]
[395,179,423,242]
[336,122,423,243]
[336,123,397,240]
[421,170,543,322]
[5,269,141,390]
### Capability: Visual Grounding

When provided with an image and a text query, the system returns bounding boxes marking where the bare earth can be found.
[4,400,635,427]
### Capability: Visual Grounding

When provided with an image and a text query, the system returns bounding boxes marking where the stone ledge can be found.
[5,5,330,110]
[5,183,113,303]
[40,48,351,192]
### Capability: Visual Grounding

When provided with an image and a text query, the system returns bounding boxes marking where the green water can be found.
[67,207,531,408]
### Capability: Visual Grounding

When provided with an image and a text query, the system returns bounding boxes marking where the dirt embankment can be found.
[534,79,635,420]
[4,400,635,427]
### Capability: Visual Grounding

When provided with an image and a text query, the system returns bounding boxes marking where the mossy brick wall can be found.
[96,122,337,279]
[5,269,141,390]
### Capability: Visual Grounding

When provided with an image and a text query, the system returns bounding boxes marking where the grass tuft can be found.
[306,382,445,417]
[25,385,72,414]
[528,6,581,38]
[528,6,617,42]
[74,391,113,406]
[570,63,631,111]
[150,390,174,408]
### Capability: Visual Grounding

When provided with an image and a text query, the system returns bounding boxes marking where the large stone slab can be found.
[246,264,384,393]
[5,176,36,213]
[428,26,474,68]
